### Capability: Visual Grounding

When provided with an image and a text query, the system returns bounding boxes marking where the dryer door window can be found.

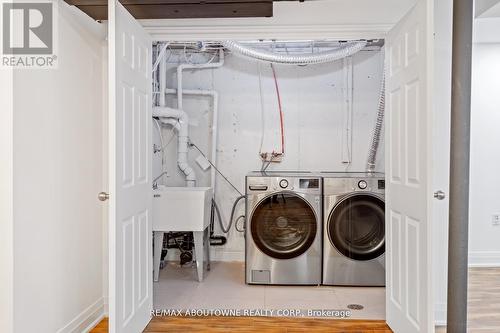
[251,193,317,260]
[328,194,385,261]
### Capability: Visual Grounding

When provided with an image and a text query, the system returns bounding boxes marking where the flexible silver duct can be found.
[366,73,386,172]
[221,40,367,65]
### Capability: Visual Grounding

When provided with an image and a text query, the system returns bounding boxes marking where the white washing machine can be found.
[245,172,322,285]
[322,172,385,286]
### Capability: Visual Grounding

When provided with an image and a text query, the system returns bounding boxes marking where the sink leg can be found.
[153,231,164,282]
[205,227,211,271]
[193,231,204,282]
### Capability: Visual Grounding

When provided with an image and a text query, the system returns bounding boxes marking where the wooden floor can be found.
[90,317,108,333]
[466,267,500,332]
[435,267,500,333]
[92,317,391,332]
[91,267,500,333]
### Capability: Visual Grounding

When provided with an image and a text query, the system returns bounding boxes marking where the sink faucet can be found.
[153,171,168,189]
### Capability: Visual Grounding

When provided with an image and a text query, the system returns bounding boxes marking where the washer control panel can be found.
[299,178,320,189]
[246,174,322,195]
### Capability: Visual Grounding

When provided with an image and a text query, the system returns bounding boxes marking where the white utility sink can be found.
[152,185,213,282]
[152,185,212,232]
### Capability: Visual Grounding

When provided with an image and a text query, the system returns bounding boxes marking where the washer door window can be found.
[251,193,317,260]
[328,194,385,261]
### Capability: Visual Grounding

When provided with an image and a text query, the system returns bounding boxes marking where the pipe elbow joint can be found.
[178,162,195,176]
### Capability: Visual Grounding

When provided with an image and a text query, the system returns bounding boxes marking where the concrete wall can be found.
[12,2,107,332]
[153,48,384,261]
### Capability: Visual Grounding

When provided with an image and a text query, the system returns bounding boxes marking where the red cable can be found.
[270,63,285,155]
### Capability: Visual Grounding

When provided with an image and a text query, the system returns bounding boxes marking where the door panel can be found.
[109,1,152,332]
[385,0,433,332]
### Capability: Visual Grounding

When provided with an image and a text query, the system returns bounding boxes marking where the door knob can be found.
[434,190,446,200]
[98,192,110,201]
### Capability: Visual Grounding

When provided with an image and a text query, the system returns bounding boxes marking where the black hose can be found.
[234,215,246,232]
[213,195,245,234]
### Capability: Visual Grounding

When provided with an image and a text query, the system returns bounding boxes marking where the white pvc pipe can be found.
[153,106,196,187]
[159,47,167,107]
[165,88,219,189]
[159,117,181,132]
[152,42,169,73]
[177,49,224,110]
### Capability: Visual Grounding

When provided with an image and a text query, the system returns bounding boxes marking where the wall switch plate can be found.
[492,214,500,226]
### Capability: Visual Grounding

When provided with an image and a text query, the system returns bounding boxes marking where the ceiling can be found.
[63,0,303,20]
[476,0,500,18]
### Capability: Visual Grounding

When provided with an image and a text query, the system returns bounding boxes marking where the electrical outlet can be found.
[492,214,500,226]
[260,152,283,163]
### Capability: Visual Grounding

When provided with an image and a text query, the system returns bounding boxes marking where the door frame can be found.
[143,23,389,42]
[107,0,449,330]
[0,65,14,333]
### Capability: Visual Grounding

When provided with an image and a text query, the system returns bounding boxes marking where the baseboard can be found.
[469,251,500,267]
[56,297,106,333]
[103,296,109,316]
[434,302,447,326]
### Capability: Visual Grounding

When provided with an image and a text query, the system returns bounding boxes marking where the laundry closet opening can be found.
[150,38,386,318]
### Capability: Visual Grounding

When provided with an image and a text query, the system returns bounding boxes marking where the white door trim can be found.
[142,23,392,41]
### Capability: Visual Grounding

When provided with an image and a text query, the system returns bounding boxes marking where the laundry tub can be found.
[152,185,213,282]
[152,185,212,231]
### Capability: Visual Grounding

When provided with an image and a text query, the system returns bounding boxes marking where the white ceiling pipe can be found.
[176,49,224,110]
[153,106,196,187]
[159,46,167,107]
[165,88,219,189]
[152,42,169,74]
[221,40,367,65]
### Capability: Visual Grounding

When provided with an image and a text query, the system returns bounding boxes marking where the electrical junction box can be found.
[195,154,211,171]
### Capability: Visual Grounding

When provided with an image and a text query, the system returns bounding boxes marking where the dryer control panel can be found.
[246,175,322,195]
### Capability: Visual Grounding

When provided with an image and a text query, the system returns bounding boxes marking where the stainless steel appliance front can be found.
[245,172,322,285]
[322,172,386,286]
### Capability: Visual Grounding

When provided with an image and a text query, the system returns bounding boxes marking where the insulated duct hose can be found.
[213,195,246,234]
[366,73,386,172]
[221,40,367,65]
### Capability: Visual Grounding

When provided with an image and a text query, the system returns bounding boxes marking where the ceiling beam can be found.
[64,0,280,20]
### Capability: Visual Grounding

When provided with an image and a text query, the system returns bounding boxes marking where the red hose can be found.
[270,63,285,155]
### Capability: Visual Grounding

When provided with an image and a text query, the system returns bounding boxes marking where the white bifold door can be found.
[385,0,436,332]
[108,1,153,332]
